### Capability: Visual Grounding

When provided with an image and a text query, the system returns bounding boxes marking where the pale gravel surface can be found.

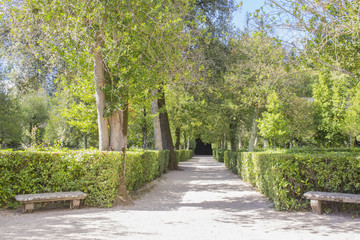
[1,156,360,240]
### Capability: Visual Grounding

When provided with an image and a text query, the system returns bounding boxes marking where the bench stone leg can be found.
[310,200,322,214]
[70,199,80,209]
[22,203,34,214]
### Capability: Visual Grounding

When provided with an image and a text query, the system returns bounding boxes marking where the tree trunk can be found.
[229,118,238,152]
[263,138,269,150]
[248,107,259,152]
[151,89,163,150]
[175,127,181,150]
[157,89,177,170]
[224,133,227,149]
[142,105,147,149]
[84,134,87,150]
[109,110,126,151]
[238,132,242,150]
[187,135,190,150]
[183,132,187,150]
[94,32,109,151]
[117,104,132,205]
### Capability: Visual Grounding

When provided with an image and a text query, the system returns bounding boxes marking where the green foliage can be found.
[0,85,22,147]
[0,150,170,208]
[158,150,170,175]
[174,150,193,163]
[213,149,225,162]
[19,88,50,146]
[223,150,360,211]
[313,72,348,145]
[0,151,121,208]
[224,150,238,174]
[258,92,289,146]
[44,87,98,149]
[342,87,360,144]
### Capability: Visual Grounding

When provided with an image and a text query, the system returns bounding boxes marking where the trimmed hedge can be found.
[175,150,193,163]
[0,150,170,209]
[213,149,225,162]
[221,150,360,211]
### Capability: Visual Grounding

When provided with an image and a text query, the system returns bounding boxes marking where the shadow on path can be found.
[1,156,360,239]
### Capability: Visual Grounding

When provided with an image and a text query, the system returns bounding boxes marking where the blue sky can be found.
[232,0,266,29]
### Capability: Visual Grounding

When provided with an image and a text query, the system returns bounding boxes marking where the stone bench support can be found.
[15,191,87,213]
[304,191,360,215]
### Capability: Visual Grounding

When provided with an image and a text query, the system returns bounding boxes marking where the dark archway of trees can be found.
[195,138,212,155]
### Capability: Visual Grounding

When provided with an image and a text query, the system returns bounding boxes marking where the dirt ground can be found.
[1,156,360,240]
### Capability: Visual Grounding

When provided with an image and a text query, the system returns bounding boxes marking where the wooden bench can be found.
[304,191,360,214]
[15,191,87,213]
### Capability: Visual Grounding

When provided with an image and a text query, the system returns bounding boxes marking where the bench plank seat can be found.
[304,191,360,214]
[15,191,86,213]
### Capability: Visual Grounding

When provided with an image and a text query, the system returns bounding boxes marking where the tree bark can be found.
[238,132,242,150]
[142,105,147,149]
[223,133,227,149]
[263,138,269,150]
[84,134,87,150]
[183,132,187,150]
[248,107,259,152]
[117,104,132,205]
[94,31,109,151]
[175,127,181,150]
[151,89,163,150]
[187,135,190,150]
[229,118,238,152]
[109,110,124,151]
[157,89,177,170]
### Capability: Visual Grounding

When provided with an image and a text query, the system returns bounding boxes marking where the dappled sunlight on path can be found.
[1,156,360,239]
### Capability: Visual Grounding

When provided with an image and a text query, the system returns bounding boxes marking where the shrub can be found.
[0,149,170,208]
[158,150,169,174]
[224,151,237,174]
[175,150,193,163]
[213,149,225,162]
[224,150,360,211]
[0,151,121,208]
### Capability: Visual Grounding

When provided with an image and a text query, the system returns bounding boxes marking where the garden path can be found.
[1,156,360,239]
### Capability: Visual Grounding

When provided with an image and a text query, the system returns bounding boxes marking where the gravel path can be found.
[1,156,360,240]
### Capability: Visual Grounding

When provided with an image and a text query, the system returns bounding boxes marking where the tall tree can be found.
[5,0,193,154]
[269,0,360,81]
[313,72,348,145]
[0,81,21,147]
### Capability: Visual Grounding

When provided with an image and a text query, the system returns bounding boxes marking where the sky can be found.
[232,0,266,30]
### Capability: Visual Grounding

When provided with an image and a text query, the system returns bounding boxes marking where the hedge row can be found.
[175,150,193,163]
[216,149,360,211]
[0,149,189,208]
[213,149,225,162]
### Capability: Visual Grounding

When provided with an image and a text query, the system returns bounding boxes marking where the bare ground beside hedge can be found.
[1,156,360,240]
